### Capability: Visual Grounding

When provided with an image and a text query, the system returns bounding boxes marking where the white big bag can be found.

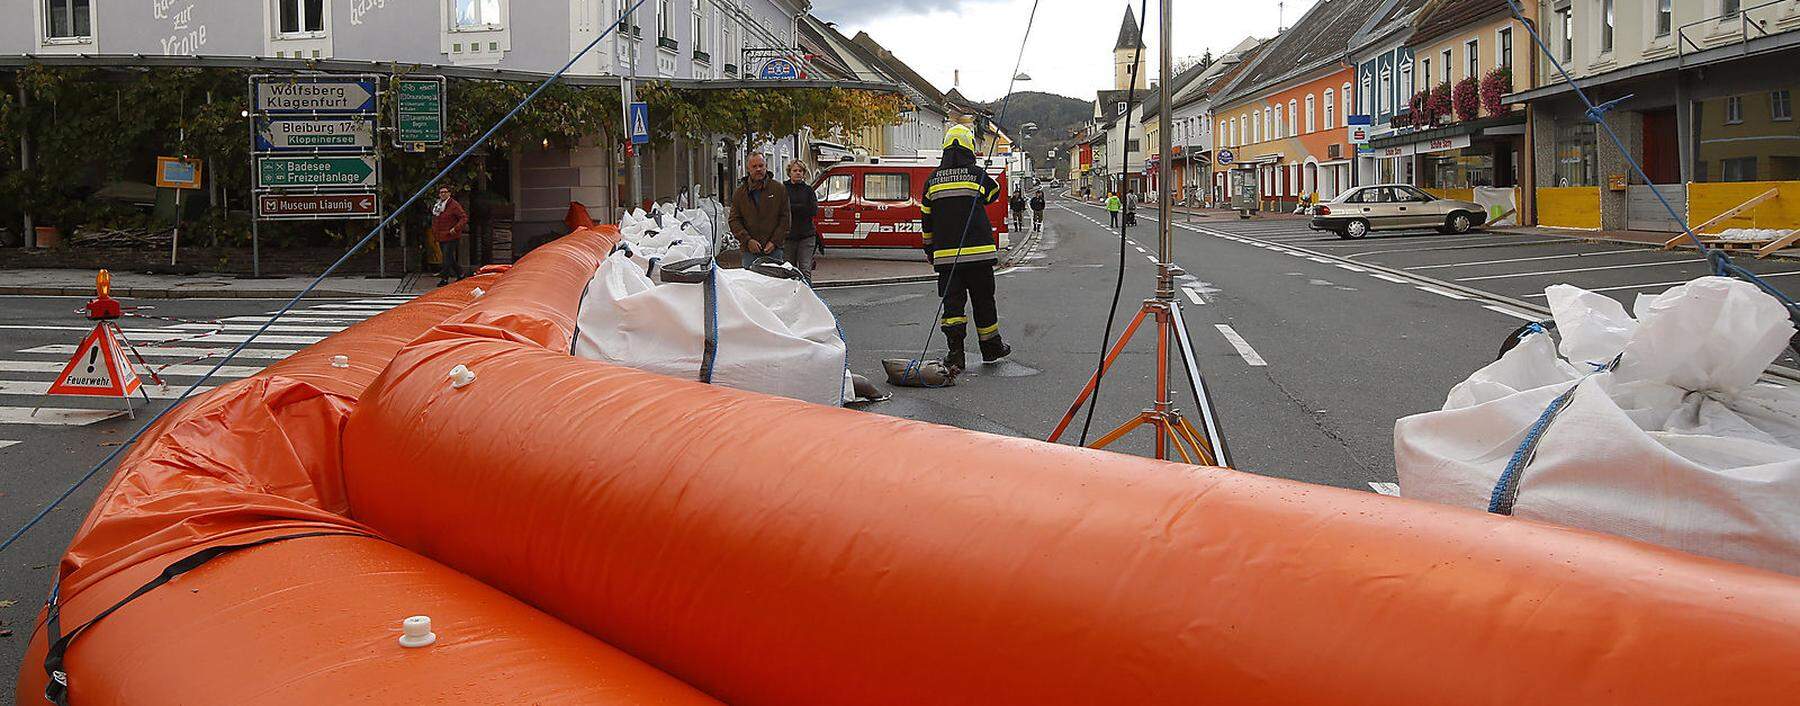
[1396,277,1800,575]
[574,253,847,406]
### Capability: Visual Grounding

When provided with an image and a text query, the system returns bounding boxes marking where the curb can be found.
[1491,228,1800,261]
[811,229,1043,289]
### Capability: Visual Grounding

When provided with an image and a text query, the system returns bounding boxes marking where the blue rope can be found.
[1500,0,1798,315]
[0,0,649,556]
[1488,382,1579,515]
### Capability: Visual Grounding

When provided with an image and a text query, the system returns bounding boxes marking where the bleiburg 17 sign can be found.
[255,117,376,151]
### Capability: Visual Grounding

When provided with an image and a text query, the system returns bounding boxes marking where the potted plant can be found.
[1453,76,1481,122]
[1481,66,1514,116]
[1430,82,1454,125]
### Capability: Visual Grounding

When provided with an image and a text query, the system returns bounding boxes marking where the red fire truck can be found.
[811,156,1012,249]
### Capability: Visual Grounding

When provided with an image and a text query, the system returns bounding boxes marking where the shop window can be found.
[1555,122,1598,186]
[1722,157,1757,181]
[817,174,852,203]
[864,173,910,201]
[1425,152,1496,189]
[44,0,91,39]
[279,0,325,34]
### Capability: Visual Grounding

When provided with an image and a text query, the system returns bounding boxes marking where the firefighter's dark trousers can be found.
[936,260,1001,347]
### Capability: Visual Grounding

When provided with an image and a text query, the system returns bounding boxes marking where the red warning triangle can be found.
[47,323,142,398]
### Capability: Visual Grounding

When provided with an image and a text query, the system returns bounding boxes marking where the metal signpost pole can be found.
[1156,0,1173,302]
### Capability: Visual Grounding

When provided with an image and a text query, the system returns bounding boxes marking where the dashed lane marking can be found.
[0,440,19,450]
[1483,305,1540,322]
[1369,482,1401,496]
[1182,286,1207,305]
[1414,285,1469,300]
[1454,258,1708,282]
[1369,273,1409,284]
[1214,324,1268,366]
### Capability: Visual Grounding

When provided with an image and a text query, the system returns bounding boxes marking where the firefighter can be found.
[923,124,1011,373]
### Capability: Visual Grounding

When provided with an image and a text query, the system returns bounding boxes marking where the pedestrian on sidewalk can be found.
[784,160,820,281]
[1107,192,1122,229]
[729,153,791,269]
[923,124,1012,374]
[1010,190,1028,232]
[432,186,468,287]
[1030,190,1046,233]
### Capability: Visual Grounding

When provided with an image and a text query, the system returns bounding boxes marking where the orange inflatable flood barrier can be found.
[18,227,1800,705]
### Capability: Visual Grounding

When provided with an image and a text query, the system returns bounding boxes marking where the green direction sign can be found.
[396,78,445,145]
[257,155,378,188]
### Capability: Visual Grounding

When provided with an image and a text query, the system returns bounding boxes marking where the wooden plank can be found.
[1756,230,1800,259]
[1667,187,1780,249]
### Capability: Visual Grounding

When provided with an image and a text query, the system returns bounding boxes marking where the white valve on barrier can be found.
[447,365,476,389]
[472,287,486,298]
[398,615,437,648]
[330,355,350,369]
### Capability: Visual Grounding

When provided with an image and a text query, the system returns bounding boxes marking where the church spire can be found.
[1114,6,1145,52]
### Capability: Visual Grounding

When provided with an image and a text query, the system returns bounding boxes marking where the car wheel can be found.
[1343,219,1370,239]
[1445,212,1473,235]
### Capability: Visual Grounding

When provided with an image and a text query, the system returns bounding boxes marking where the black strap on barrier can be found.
[42,531,368,705]
[700,265,720,384]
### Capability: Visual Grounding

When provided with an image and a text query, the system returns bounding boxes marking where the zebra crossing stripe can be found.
[21,345,296,360]
[0,360,265,378]
[0,380,213,399]
[0,407,124,426]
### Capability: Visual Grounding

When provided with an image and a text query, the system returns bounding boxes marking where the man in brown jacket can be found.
[729,153,791,268]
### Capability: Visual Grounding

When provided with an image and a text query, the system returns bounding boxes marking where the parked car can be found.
[812,156,1012,249]
[1309,184,1487,239]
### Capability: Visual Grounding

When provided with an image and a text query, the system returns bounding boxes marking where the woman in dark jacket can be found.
[785,161,821,280]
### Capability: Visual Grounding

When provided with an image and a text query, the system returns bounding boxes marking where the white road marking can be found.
[21,344,296,360]
[219,315,369,324]
[1415,285,1469,300]
[1483,305,1540,321]
[1369,273,1410,284]
[304,303,401,310]
[168,322,349,333]
[1406,249,1654,270]
[1214,325,1267,366]
[1454,258,1707,282]
[1334,264,1369,272]
[0,361,263,378]
[1182,286,1207,305]
[1521,270,1800,296]
[0,380,214,399]
[1369,482,1401,496]
[0,407,124,426]
[0,440,19,450]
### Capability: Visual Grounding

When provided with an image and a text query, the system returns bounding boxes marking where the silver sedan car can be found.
[1309,184,1487,239]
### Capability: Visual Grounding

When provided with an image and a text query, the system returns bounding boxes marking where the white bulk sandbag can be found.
[573,253,846,405]
[1396,277,1800,575]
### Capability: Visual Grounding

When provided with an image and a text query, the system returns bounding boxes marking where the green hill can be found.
[980,91,1093,175]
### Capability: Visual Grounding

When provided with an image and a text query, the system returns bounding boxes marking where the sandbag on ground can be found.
[344,232,1800,706]
[1397,277,1800,574]
[573,252,846,405]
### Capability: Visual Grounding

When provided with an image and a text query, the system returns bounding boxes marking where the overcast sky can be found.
[811,0,1319,102]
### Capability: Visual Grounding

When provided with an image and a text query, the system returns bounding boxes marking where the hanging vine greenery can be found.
[0,64,900,248]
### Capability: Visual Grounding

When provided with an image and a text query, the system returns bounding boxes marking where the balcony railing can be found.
[1677,0,1783,59]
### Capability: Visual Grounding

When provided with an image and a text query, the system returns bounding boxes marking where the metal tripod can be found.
[1045,0,1230,465]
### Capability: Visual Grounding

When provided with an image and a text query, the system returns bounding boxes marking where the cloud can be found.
[809,0,985,24]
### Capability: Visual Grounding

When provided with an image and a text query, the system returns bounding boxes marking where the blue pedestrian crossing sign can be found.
[629,102,650,145]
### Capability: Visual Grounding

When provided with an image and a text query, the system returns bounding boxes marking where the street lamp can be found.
[1013,72,1033,82]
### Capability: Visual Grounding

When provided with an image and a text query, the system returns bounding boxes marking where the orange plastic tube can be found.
[18,270,716,705]
[342,231,1800,704]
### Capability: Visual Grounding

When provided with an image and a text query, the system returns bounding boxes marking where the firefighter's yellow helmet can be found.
[943,124,976,152]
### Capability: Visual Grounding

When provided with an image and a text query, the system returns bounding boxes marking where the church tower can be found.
[1114,6,1146,90]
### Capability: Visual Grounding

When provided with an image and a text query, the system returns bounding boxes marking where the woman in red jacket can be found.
[432,186,469,286]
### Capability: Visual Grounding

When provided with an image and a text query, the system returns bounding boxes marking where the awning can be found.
[1368,113,1526,152]
[812,140,854,162]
